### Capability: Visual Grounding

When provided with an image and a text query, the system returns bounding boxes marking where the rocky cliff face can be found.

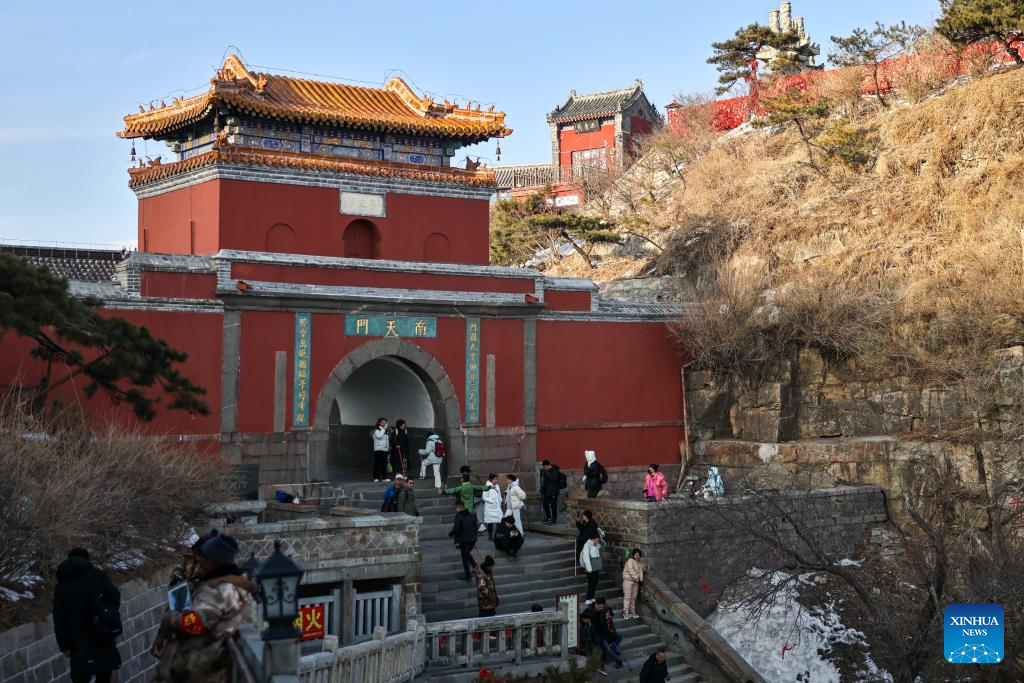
[685,346,1024,514]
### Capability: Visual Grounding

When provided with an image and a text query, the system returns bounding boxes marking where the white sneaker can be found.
[477,524,487,533]
[374,479,380,482]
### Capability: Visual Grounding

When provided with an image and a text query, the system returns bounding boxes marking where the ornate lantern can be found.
[254,540,304,640]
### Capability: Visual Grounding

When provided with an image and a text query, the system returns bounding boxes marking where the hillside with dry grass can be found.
[550,66,1024,434]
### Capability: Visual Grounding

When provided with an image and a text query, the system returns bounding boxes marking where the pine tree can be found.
[0,252,209,420]
[753,90,834,172]
[937,0,1024,65]
[708,23,815,94]
[829,22,927,107]
[490,188,619,269]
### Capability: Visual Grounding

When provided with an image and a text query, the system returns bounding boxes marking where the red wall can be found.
[556,123,616,169]
[139,180,490,265]
[230,262,535,295]
[141,272,218,299]
[534,320,684,468]
[138,180,220,255]
[544,290,592,312]
[0,309,222,435]
[480,318,524,427]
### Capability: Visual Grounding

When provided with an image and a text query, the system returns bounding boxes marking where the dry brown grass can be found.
[603,66,1024,436]
[0,397,229,626]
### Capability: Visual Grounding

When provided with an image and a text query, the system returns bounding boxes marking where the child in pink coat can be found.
[643,464,668,502]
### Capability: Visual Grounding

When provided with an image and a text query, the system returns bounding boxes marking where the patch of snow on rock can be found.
[708,570,891,683]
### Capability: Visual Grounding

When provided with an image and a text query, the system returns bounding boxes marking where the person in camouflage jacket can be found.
[475,555,499,617]
[150,531,219,659]
[154,534,255,683]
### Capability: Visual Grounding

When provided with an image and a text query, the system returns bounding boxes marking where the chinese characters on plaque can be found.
[465,318,481,425]
[343,315,437,338]
[292,312,312,427]
[294,603,326,641]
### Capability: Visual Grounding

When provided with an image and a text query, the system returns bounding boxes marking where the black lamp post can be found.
[254,540,304,641]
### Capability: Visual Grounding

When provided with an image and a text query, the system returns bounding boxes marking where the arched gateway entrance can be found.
[308,340,463,482]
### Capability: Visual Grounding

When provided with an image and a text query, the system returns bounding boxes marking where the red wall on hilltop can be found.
[534,320,684,468]
[137,179,490,264]
[0,309,222,435]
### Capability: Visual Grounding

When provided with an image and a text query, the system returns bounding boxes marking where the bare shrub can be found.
[0,396,229,604]
[888,33,959,103]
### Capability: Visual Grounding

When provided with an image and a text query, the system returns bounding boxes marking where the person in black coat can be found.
[394,419,415,477]
[53,548,121,683]
[583,450,607,499]
[575,510,598,556]
[448,500,478,579]
[493,515,524,559]
[640,647,670,683]
[539,459,563,524]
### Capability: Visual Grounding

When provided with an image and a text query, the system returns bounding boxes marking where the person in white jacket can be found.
[579,534,603,604]
[371,418,390,482]
[418,433,444,489]
[481,474,504,541]
[505,474,527,535]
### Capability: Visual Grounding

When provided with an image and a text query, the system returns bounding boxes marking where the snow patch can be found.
[0,585,34,603]
[708,570,891,683]
[834,558,863,567]
[757,443,779,464]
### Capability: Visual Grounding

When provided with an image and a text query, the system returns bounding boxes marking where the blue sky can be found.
[0,0,940,247]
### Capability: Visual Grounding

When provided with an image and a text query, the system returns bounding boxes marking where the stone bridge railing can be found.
[425,607,571,670]
[298,625,425,683]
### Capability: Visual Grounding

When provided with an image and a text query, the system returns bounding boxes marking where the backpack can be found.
[557,470,568,490]
[90,572,123,643]
[597,463,608,486]
[434,440,447,458]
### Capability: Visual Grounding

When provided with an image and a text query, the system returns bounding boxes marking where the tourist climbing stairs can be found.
[338,482,704,681]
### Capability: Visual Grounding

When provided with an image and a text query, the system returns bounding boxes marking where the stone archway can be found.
[308,339,463,482]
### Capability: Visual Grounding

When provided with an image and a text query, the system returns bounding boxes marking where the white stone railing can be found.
[298,625,425,683]
[424,607,570,669]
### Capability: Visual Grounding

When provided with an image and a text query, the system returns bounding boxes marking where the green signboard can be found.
[343,315,437,338]
[465,318,481,425]
[293,312,312,427]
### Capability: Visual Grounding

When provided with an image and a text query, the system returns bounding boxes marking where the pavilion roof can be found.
[119,55,511,143]
[547,80,649,124]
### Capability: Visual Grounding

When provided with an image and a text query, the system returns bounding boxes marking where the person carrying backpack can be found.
[155,534,255,683]
[539,459,566,525]
[583,450,608,499]
[419,432,445,489]
[53,548,122,683]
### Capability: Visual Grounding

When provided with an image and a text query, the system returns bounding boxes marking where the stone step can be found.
[419,549,575,575]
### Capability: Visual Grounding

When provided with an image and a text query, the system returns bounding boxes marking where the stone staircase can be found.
[339,482,704,682]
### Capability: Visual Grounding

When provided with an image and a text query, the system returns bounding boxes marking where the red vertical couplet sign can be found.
[465,318,481,424]
[294,603,326,641]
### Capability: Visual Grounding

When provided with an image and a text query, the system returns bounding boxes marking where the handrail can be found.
[299,625,425,683]
[641,575,766,683]
[227,634,260,683]
[424,607,570,669]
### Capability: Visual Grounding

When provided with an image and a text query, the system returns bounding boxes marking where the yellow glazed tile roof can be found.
[127,142,497,189]
[120,55,511,142]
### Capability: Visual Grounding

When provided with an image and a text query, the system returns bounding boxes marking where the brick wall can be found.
[230,507,423,628]
[0,565,174,683]
[564,485,888,615]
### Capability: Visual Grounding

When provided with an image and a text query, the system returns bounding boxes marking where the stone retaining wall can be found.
[557,464,682,500]
[0,565,173,683]
[564,485,887,614]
